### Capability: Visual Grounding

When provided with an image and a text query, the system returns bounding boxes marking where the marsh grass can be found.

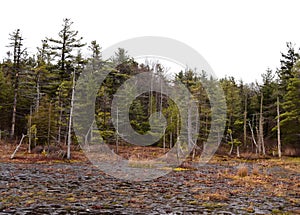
[252,165,259,175]
[237,164,248,177]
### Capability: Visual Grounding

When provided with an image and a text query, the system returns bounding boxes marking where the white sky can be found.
[1,0,300,83]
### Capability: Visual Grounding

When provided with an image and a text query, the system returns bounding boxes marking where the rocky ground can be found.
[0,155,299,214]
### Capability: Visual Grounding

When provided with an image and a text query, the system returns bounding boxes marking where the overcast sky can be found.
[1,0,300,83]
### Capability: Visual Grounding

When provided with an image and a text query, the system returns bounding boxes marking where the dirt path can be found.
[0,160,299,214]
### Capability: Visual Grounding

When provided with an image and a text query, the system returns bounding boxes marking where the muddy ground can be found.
[0,154,299,215]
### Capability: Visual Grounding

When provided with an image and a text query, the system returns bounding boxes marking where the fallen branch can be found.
[10,134,27,159]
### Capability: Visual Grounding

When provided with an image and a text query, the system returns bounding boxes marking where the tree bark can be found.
[228,132,233,155]
[243,94,247,146]
[170,115,173,149]
[163,127,166,154]
[10,30,23,139]
[259,93,265,155]
[176,114,180,162]
[10,73,18,139]
[187,104,192,150]
[229,143,234,156]
[248,121,258,154]
[36,73,40,112]
[57,102,63,144]
[28,106,32,153]
[67,69,75,159]
[277,96,282,158]
[47,102,52,146]
[116,106,119,154]
[11,134,27,159]
[256,125,261,154]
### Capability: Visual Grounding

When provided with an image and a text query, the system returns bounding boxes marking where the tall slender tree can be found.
[47,18,85,79]
[7,29,27,138]
[277,42,299,94]
[280,62,300,145]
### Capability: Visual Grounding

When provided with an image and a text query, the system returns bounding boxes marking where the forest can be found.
[0,18,300,214]
[0,18,299,159]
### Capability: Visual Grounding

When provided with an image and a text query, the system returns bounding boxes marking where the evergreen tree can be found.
[6,29,27,138]
[0,66,13,134]
[88,40,102,69]
[277,42,299,94]
[220,77,243,155]
[260,69,277,139]
[280,62,300,145]
[47,18,85,79]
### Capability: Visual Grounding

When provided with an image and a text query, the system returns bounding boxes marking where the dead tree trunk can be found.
[259,93,265,155]
[47,102,52,146]
[277,96,282,158]
[256,125,261,154]
[149,69,153,116]
[10,85,18,139]
[9,29,23,139]
[187,104,192,151]
[28,106,32,153]
[237,145,240,158]
[163,127,166,154]
[116,106,119,154]
[248,121,258,154]
[176,114,180,164]
[11,134,27,159]
[170,116,173,149]
[243,94,247,146]
[228,131,234,155]
[67,69,75,159]
[57,102,63,143]
[36,73,40,112]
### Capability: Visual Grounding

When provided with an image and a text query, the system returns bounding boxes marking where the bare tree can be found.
[228,129,234,155]
[116,106,119,154]
[11,134,27,159]
[28,106,32,153]
[259,93,265,155]
[8,29,26,138]
[47,102,52,146]
[248,120,258,154]
[277,96,282,158]
[243,94,247,146]
[67,69,75,159]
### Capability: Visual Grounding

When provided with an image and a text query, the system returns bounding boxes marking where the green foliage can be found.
[0,67,13,131]
[277,42,299,93]
[0,19,299,156]
[30,97,57,145]
[280,63,300,144]
[220,77,243,141]
[47,18,86,79]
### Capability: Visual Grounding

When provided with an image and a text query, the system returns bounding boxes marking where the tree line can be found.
[0,18,299,159]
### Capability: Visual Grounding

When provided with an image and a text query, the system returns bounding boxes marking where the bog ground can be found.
[0,144,299,214]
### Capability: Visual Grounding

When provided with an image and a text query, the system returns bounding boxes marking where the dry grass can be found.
[252,165,259,176]
[110,145,169,160]
[237,164,248,177]
[224,168,230,175]
[0,142,88,164]
[128,156,154,168]
[194,192,229,201]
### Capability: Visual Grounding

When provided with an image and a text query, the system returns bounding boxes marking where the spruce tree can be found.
[280,62,300,145]
[6,29,27,138]
[47,18,85,79]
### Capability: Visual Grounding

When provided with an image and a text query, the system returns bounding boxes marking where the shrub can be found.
[252,165,259,176]
[237,164,248,177]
